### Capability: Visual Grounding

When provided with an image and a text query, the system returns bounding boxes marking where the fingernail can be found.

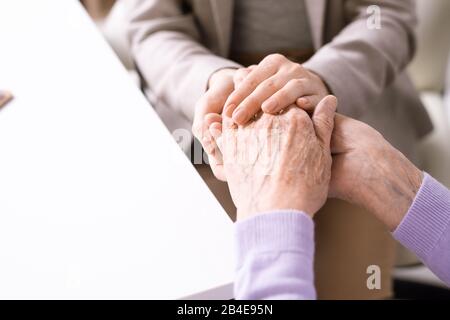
[262,100,277,113]
[232,108,248,124]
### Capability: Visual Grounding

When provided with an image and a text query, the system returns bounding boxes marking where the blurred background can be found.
[80,0,450,299]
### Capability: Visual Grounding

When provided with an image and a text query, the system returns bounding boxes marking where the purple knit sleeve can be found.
[394,173,450,285]
[234,211,316,300]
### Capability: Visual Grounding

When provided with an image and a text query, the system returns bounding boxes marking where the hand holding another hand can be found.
[216,96,337,220]
[193,58,423,231]
[192,68,237,181]
[329,115,423,230]
[223,54,329,125]
[193,53,329,181]
[212,94,423,231]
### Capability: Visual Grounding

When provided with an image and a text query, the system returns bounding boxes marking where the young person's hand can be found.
[192,68,237,180]
[215,96,337,220]
[223,54,329,126]
[193,67,255,180]
[330,114,423,231]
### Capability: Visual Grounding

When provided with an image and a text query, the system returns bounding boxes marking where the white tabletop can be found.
[0,0,234,299]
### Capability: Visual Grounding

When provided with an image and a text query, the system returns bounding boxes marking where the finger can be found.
[202,113,222,154]
[223,62,278,117]
[223,114,237,130]
[233,65,256,88]
[312,95,338,147]
[296,95,322,112]
[330,113,354,155]
[283,105,311,124]
[205,120,226,182]
[192,94,221,140]
[209,122,223,153]
[231,75,289,125]
[209,145,223,170]
[233,68,251,88]
[219,118,238,167]
[203,113,222,136]
[209,122,224,166]
[261,79,315,114]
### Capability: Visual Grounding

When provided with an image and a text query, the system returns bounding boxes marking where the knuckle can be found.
[235,67,248,78]
[265,53,286,65]
[248,77,260,88]
[233,72,243,83]
[242,78,258,90]
[260,114,275,129]
[289,63,304,75]
[293,111,310,127]
[288,78,303,88]
[263,78,277,90]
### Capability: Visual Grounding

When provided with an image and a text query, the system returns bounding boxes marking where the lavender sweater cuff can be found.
[394,173,450,284]
[235,211,314,267]
[234,211,316,300]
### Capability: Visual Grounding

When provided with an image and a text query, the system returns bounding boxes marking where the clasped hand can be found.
[193,53,329,182]
[193,54,422,227]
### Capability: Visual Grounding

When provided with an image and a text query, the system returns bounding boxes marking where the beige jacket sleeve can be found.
[127,0,240,121]
[304,0,418,119]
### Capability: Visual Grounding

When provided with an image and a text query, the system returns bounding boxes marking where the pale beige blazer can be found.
[127,0,432,157]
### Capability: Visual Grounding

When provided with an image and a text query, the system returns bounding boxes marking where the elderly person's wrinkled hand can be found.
[214,96,337,220]
[329,114,423,231]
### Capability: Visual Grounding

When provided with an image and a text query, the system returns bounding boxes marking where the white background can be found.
[0,0,234,299]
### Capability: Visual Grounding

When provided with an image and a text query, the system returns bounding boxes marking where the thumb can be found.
[312,95,337,147]
[233,65,256,88]
[330,113,349,155]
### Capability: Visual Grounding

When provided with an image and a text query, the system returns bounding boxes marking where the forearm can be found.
[234,211,316,300]
[349,153,450,285]
[127,0,240,120]
[393,173,450,285]
[350,145,423,231]
[332,113,450,286]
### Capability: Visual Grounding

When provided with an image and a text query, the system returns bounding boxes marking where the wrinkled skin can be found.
[216,96,337,220]
[330,114,423,231]
[192,67,253,180]
[193,53,329,179]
